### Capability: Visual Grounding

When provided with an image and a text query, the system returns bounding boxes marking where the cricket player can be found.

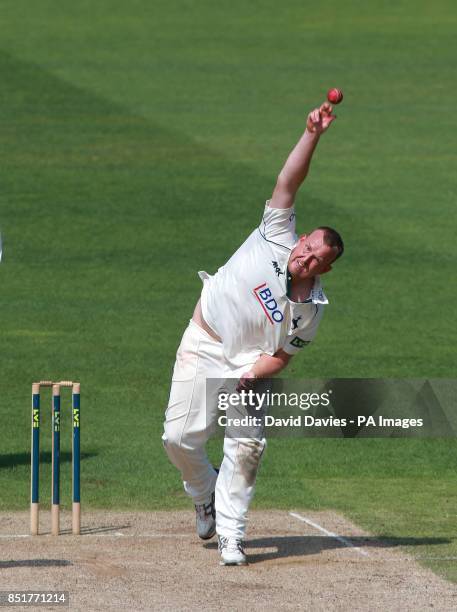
[162,101,344,565]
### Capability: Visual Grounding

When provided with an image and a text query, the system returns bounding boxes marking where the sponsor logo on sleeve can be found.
[290,337,310,349]
[253,283,284,324]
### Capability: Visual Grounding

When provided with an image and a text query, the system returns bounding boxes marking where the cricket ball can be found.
[327,88,343,105]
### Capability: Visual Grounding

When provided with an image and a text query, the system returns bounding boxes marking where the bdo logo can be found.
[253,283,284,324]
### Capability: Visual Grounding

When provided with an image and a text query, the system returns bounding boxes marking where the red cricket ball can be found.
[327,88,343,104]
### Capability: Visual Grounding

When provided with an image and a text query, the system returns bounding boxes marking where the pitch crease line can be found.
[289,512,370,557]
[0,533,191,539]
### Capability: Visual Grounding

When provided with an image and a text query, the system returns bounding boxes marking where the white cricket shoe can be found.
[195,492,216,540]
[218,536,247,566]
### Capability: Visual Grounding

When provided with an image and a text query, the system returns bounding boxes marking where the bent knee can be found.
[238,438,265,462]
[162,422,185,449]
[162,422,206,452]
[232,439,266,488]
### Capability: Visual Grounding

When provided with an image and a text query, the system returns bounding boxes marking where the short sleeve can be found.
[282,308,323,355]
[282,334,313,355]
[258,201,297,248]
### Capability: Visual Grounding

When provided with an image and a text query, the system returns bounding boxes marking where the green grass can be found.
[0,0,456,584]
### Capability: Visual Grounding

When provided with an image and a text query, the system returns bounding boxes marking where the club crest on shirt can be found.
[253,283,284,324]
[292,316,302,330]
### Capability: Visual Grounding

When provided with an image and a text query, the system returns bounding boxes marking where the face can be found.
[288,230,338,280]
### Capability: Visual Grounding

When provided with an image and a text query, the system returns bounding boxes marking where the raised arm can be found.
[269,102,336,210]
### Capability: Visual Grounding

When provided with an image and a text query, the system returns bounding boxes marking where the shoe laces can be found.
[219,536,244,554]
[195,496,215,520]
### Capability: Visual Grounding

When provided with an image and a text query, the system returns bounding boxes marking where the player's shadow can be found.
[204,535,451,563]
[0,451,97,468]
[0,559,72,568]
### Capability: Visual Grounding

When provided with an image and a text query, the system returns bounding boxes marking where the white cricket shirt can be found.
[199,201,328,367]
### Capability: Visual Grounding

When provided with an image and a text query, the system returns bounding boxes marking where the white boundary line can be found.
[289,512,370,558]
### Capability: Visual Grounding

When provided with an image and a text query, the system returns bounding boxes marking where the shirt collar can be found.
[286,271,329,305]
[309,275,329,305]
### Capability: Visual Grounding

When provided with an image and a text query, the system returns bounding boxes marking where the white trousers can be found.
[162,320,265,539]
